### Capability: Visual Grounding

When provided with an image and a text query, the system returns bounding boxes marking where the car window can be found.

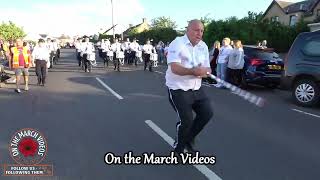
[253,51,279,59]
[302,38,320,57]
[243,47,254,57]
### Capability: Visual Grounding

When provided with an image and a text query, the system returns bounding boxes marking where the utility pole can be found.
[111,0,115,39]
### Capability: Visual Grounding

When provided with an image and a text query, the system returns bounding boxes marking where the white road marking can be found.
[154,71,165,75]
[145,120,222,180]
[292,108,320,119]
[95,77,124,100]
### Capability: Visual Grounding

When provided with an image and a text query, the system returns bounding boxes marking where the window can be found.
[271,16,279,22]
[317,9,320,16]
[289,15,298,26]
[302,38,320,57]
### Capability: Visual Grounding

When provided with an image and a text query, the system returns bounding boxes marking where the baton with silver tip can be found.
[206,72,266,107]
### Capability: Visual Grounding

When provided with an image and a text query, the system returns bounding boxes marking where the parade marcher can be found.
[9,38,33,93]
[75,39,82,67]
[122,38,131,64]
[32,39,50,86]
[110,38,122,72]
[46,38,55,68]
[129,38,141,66]
[80,39,86,69]
[52,39,59,63]
[143,39,155,72]
[100,39,110,68]
[165,19,213,154]
[81,37,95,72]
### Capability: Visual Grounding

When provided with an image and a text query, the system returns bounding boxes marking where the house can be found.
[308,22,320,31]
[263,0,320,26]
[122,18,150,37]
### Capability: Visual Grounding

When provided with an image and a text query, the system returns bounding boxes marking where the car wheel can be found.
[293,79,320,107]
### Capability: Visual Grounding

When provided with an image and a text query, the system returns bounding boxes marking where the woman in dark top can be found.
[206,41,220,84]
[210,41,220,75]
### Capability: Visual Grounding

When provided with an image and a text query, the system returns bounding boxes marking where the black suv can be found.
[282,30,320,107]
[242,46,284,88]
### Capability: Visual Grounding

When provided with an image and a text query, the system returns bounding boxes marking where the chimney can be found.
[142,18,147,23]
[129,24,133,28]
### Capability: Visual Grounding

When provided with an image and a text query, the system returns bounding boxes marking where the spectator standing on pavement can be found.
[32,39,50,86]
[215,37,233,88]
[9,38,33,93]
[227,40,244,86]
[165,19,213,154]
[143,39,154,72]
[210,40,220,76]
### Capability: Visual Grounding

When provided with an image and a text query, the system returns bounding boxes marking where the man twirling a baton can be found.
[166,19,213,154]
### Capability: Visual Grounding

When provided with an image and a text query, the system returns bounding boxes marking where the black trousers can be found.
[130,51,139,66]
[125,50,131,64]
[77,52,81,66]
[83,54,91,72]
[144,54,152,71]
[113,52,120,71]
[227,68,243,86]
[35,60,47,84]
[168,88,213,151]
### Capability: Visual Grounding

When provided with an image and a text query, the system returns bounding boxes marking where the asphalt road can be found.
[0,49,320,180]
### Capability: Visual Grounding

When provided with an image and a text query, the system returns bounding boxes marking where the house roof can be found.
[276,0,294,9]
[264,0,320,17]
[122,23,143,35]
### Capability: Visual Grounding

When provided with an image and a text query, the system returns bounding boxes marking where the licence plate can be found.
[268,65,282,70]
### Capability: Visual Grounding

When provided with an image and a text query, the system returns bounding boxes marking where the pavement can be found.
[0,49,320,180]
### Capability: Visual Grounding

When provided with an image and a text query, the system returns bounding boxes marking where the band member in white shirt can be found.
[143,39,155,72]
[75,39,82,67]
[129,38,140,66]
[52,39,59,63]
[110,38,122,72]
[121,38,131,64]
[32,39,50,86]
[166,20,213,154]
[100,39,109,68]
[46,38,55,68]
[82,37,95,72]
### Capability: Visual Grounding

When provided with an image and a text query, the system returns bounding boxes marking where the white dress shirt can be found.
[82,42,95,54]
[143,44,153,54]
[129,42,140,51]
[32,46,50,62]
[111,42,122,52]
[165,35,210,91]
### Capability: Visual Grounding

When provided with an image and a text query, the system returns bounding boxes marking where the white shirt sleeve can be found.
[167,39,181,64]
[203,46,210,68]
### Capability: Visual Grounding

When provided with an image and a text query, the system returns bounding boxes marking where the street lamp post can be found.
[111,0,115,39]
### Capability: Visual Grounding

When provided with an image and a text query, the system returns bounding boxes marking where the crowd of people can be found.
[0,38,61,93]
[207,38,268,88]
[74,37,170,72]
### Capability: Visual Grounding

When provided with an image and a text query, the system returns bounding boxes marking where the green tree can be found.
[151,16,177,29]
[203,11,310,52]
[0,21,26,41]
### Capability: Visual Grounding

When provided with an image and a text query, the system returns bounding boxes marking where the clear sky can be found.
[0,0,301,37]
